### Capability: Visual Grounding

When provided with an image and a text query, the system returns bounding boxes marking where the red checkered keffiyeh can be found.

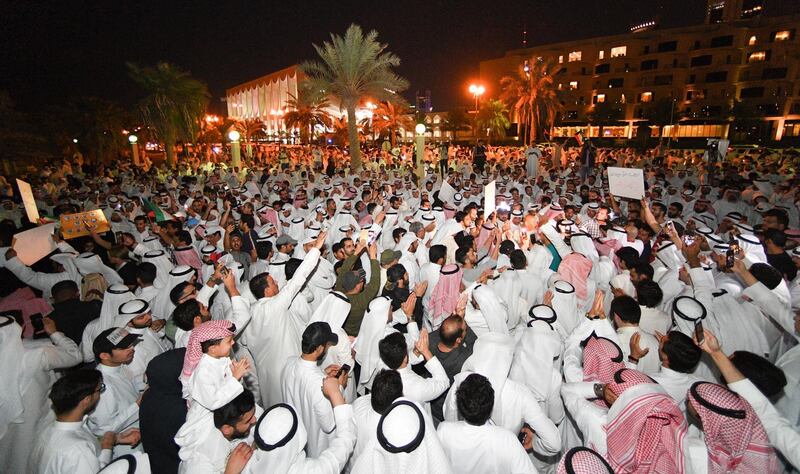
[687,382,779,474]
[557,447,613,474]
[181,320,235,380]
[582,334,625,383]
[606,369,687,474]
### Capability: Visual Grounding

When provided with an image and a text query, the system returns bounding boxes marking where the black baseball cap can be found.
[93,327,140,358]
[301,321,339,353]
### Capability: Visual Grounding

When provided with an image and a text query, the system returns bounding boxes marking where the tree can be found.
[127,62,210,168]
[588,100,625,137]
[329,116,350,146]
[476,99,511,143]
[283,81,332,144]
[301,24,409,170]
[370,100,413,147]
[441,108,472,139]
[500,59,562,145]
[55,97,130,164]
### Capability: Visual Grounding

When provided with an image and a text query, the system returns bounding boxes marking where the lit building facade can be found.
[225,65,302,136]
[479,2,799,142]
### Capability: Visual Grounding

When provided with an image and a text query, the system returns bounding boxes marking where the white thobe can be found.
[774,344,800,434]
[638,305,672,336]
[651,367,704,410]
[0,333,82,474]
[397,357,451,416]
[247,248,321,407]
[616,326,661,375]
[29,420,112,474]
[178,425,244,474]
[87,364,140,441]
[437,420,536,474]
[126,326,172,391]
[281,357,337,458]
[419,262,442,327]
[134,285,160,306]
[351,396,381,463]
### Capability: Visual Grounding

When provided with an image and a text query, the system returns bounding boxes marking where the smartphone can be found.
[30,313,44,333]
[694,320,705,344]
[335,364,351,378]
[683,229,696,247]
[725,247,735,269]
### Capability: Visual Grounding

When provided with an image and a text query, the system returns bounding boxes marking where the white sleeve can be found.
[191,368,244,411]
[275,248,321,309]
[415,357,451,402]
[742,282,796,337]
[517,384,561,456]
[39,332,83,370]
[563,318,618,383]
[228,295,252,334]
[4,257,70,294]
[728,378,800,469]
[560,382,608,456]
[301,404,357,473]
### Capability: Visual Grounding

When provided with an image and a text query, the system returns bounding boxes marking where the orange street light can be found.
[468,84,485,113]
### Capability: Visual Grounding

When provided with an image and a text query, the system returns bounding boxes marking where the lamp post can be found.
[468,84,485,114]
[228,130,241,168]
[415,123,426,181]
[128,134,140,166]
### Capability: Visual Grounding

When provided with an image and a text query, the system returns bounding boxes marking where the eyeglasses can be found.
[95,382,106,394]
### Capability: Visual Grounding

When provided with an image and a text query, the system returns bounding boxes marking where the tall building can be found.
[225,65,302,137]
[479,5,799,142]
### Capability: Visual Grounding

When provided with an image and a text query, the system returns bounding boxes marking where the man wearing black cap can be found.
[280,321,348,459]
[86,328,143,458]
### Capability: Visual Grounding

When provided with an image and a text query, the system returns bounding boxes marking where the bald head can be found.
[439,315,467,348]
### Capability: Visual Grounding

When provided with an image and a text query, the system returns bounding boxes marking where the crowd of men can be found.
[0,139,799,474]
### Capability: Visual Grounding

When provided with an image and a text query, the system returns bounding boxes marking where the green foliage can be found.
[500,59,563,144]
[476,99,511,142]
[301,24,408,169]
[127,62,210,167]
[284,81,333,144]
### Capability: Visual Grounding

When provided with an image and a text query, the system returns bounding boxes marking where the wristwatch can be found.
[593,383,605,399]
[628,355,640,364]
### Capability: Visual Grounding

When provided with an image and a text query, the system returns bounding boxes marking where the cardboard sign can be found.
[483,180,496,220]
[12,223,56,265]
[60,210,110,239]
[15,179,39,223]
[607,167,645,200]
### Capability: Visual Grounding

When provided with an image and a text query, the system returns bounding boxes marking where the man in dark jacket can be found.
[48,280,101,345]
[473,139,487,174]
[428,314,477,423]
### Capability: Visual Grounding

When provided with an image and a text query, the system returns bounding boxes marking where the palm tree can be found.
[127,62,210,167]
[283,81,332,144]
[49,97,130,164]
[476,99,511,143]
[329,116,350,146]
[301,24,409,170]
[371,100,413,147]
[500,59,562,145]
[441,108,472,140]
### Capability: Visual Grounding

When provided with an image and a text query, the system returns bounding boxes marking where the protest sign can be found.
[60,210,110,239]
[607,167,645,200]
[12,223,56,265]
[483,180,496,220]
[15,179,39,223]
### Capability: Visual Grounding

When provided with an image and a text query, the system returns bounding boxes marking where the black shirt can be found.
[428,327,478,423]
[49,299,102,344]
[767,251,797,281]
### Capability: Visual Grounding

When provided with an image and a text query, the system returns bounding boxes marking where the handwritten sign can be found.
[607,167,645,200]
[59,210,110,239]
[483,180,496,220]
[12,223,56,265]
[15,179,39,223]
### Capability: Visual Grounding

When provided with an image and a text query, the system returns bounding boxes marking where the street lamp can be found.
[415,123,426,181]
[228,130,241,168]
[128,134,140,166]
[468,84,485,113]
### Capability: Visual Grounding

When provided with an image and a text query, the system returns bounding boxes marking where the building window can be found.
[558,55,564,64]
[569,81,579,90]
[658,41,678,52]
[433,115,441,124]
[748,35,757,45]
[762,67,787,79]
[740,87,765,98]
[640,92,653,103]
[593,94,606,104]
[748,51,768,62]
[568,51,582,62]
[705,71,728,82]
[690,55,713,67]
[610,46,627,58]
[598,50,605,59]
[557,83,563,90]
[608,78,624,88]
[595,63,610,74]
[687,74,696,84]
[655,75,673,85]
[773,30,793,41]
[641,59,659,70]
[710,35,734,48]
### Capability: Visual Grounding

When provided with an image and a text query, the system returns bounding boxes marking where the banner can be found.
[607,167,645,200]
[15,179,39,223]
[438,181,456,203]
[12,223,56,265]
[60,210,110,239]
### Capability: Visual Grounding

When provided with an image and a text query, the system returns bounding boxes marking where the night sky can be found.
[1,0,789,114]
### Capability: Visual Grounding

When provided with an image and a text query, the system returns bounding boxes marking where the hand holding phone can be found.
[694,321,705,345]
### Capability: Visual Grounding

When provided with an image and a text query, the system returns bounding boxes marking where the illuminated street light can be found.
[72,138,78,144]
[415,123,426,181]
[228,130,241,142]
[468,84,485,113]
[228,130,241,168]
[128,134,138,144]
[128,134,140,166]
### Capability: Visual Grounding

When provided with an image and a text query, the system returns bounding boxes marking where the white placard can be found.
[16,179,39,223]
[483,180,496,220]
[607,167,645,200]
[437,181,456,203]
[12,223,56,265]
